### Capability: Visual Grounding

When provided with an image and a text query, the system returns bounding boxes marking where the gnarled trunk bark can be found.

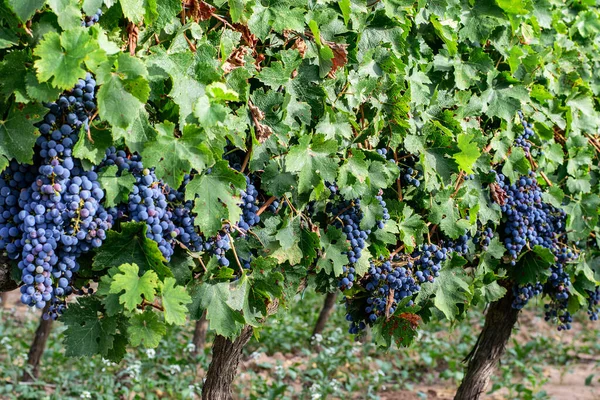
[454,289,519,400]
[192,311,208,356]
[312,292,337,337]
[22,308,53,382]
[202,325,254,400]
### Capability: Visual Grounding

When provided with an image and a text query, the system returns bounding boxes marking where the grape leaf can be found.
[395,205,427,252]
[161,277,192,325]
[187,281,246,338]
[25,72,62,103]
[5,0,46,21]
[93,222,171,278]
[168,247,194,286]
[142,122,214,189]
[432,260,473,320]
[97,165,136,208]
[47,0,81,30]
[73,124,114,166]
[82,0,103,15]
[0,50,30,102]
[0,103,46,171]
[513,246,553,285]
[316,227,350,277]
[337,150,370,198]
[96,53,150,129]
[453,133,481,174]
[61,297,125,360]
[286,135,339,194]
[109,263,158,311]
[128,310,167,348]
[111,107,156,154]
[34,28,99,90]
[120,0,157,24]
[147,49,206,127]
[184,161,246,237]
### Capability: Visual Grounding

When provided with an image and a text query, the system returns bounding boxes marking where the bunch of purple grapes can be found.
[0,74,113,318]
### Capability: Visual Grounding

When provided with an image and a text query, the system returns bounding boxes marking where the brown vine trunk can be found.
[22,310,53,382]
[202,325,254,400]
[454,289,519,400]
[312,292,338,337]
[191,311,208,355]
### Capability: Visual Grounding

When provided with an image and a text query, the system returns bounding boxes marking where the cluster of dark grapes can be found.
[516,110,535,155]
[494,171,565,266]
[332,198,368,290]
[267,199,280,213]
[238,176,260,231]
[347,258,421,334]
[473,224,494,251]
[543,264,575,330]
[82,8,102,27]
[345,237,470,334]
[512,283,543,310]
[99,148,179,261]
[129,168,177,260]
[492,140,582,329]
[377,148,422,188]
[587,286,600,321]
[0,74,114,318]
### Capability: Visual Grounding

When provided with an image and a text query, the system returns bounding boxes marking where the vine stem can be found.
[86,110,99,143]
[240,143,252,174]
[140,299,164,311]
[393,149,403,201]
[226,232,244,275]
[256,195,276,216]
[451,171,465,198]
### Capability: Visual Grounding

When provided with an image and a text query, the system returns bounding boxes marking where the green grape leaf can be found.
[93,222,171,278]
[184,161,246,237]
[147,49,206,127]
[395,206,427,252]
[513,246,553,285]
[73,124,114,166]
[142,122,214,189]
[96,53,150,129]
[432,260,473,320]
[111,107,156,154]
[25,72,62,103]
[82,0,103,15]
[0,103,46,170]
[61,297,126,360]
[97,165,137,208]
[501,146,530,183]
[34,28,99,90]
[286,135,339,194]
[161,277,192,325]
[6,0,46,21]
[337,150,370,199]
[188,281,246,338]
[454,133,481,174]
[168,247,194,286]
[316,227,350,277]
[193,95,228,128]
[109,263,158,311]
[128,310,167,348]
[119,0,157,24]
[0,50,29,102]
[47,0,81,30]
